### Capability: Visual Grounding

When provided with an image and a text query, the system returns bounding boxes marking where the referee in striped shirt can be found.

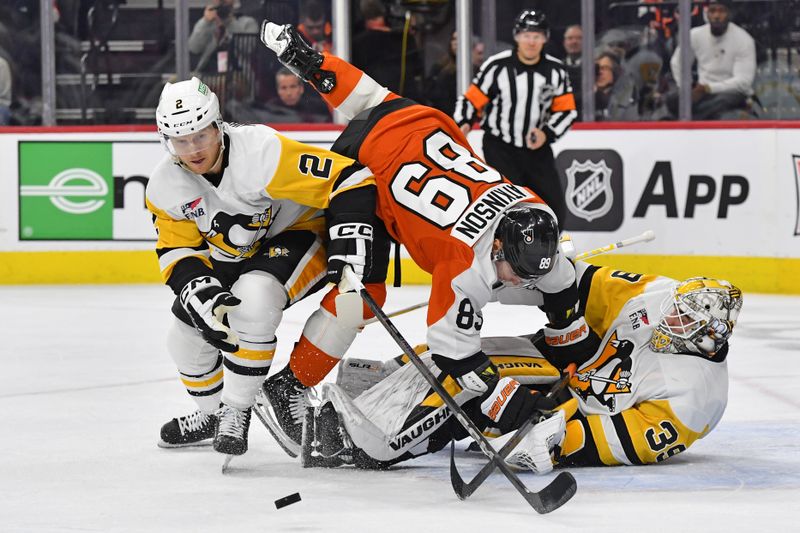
[455,9,577,227]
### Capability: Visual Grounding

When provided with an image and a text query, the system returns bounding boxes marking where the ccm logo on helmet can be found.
[333,223,373,239]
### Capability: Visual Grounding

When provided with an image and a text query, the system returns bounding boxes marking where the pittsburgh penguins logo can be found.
[204,207,274,257]
[571,332,635,413]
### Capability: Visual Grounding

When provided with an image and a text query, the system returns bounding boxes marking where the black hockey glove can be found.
[180,276,241,352]
[327,221,373,284]
[433,352,558,434]
[532,315,602,371]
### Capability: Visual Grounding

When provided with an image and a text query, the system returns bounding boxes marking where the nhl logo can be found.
[565,159,614,222]
[522,227,534,243]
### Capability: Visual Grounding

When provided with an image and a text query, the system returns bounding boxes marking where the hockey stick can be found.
[574,230,655,261]
[359,231,656,327]
[450,363,577,499]
[341,266,577,514]
[362,301,429,326]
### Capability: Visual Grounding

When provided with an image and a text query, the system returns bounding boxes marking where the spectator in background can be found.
[297,0,332,54]
[668,0,756,120]
[561,24,582,116]
[594,50,638,121]
[188,0,258,74]
[426,32,484,116]
[351,0,424,100]
[262,67,331,123]
[562,25,582,67]
[0,55,11,125]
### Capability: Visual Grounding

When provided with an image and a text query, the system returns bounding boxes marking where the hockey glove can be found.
[494,409,567,475]
[180,276,241,352]
[533,315,601,370]
[433,352,558,434]
[327,221,374,284]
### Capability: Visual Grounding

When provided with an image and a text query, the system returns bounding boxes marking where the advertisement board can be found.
[1,125,798,291]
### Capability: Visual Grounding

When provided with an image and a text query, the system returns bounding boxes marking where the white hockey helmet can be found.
[650,277,743,355]
[156,77,223,154]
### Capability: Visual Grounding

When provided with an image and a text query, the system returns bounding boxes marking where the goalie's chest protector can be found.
[569,278,729,434]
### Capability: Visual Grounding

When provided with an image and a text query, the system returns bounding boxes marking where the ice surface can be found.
[1,284,798,532]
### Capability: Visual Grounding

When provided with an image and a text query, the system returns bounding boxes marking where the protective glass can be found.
[164,124,221,156]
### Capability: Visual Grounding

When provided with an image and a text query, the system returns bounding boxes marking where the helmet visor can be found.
[164,124,221,157]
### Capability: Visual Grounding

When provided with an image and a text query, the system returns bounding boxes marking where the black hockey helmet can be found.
[494,206,559,280]
[513,9,550,38]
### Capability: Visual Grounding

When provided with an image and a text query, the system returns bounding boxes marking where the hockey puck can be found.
[275,492,301,509]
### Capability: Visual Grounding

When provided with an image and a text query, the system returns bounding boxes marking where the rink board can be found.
[1,123,799,292]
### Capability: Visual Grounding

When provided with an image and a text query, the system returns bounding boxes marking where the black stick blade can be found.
[526,472,577,514]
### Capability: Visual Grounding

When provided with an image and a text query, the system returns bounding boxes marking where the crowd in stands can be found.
[0,0,792,126]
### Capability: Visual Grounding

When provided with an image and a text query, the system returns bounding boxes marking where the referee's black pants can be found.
[482,133,567,228]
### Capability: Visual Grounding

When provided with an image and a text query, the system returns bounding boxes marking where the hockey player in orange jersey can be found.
[259,22,602,454]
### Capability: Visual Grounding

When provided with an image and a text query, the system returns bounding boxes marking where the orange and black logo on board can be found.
[570,331,635,413]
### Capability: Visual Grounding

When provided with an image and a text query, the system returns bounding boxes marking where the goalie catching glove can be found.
[433,352,558,434]
[180,276,240,352]
[327,221,373,283]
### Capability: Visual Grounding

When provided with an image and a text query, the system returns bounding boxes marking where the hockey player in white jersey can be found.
[147,77,389,456]
[258,21,603,457]
[299,263,742,473]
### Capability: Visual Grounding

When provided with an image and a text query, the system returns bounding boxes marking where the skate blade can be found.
[157,439,213,449]
[253,391,301,458]
[221,454,234,474]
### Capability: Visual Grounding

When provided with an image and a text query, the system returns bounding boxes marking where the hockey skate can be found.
[214,403,252,456]
[301,402,394,470]
[260,21,336,93]
[256,366,309,457]
[158,409,217,448]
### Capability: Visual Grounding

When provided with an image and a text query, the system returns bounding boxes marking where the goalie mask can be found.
[650,277,743,356]
[493,206,559,286]
[156,77,223,157]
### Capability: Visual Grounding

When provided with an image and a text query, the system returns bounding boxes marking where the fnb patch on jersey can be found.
[451,183,534,245]
[180,197,205,220]
[628,309,650,330]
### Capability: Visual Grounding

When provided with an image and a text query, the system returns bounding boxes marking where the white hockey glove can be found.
[327,222,373,283]
[180,276,241,352]
[493,410,567,475]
